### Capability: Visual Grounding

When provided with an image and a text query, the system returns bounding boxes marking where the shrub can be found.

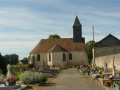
[0,74,4,84]
[19,71,47,84]
[28,64,34,69]
[61,66,67,69]
[12,71,23,81]
[67,65,72,68]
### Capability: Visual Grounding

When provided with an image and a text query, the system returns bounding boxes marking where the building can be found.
[28,16,88,68]
[19,59,28,65]
[93,34,120,70]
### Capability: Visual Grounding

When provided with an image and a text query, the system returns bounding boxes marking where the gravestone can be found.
[104,61,107,72]
[113,60,115,76]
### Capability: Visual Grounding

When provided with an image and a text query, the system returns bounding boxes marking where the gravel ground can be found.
[28,68,105,90]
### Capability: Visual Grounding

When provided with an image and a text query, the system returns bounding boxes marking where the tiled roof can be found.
[95,34,120,47]
[30,38,85,54]
[48,44,68,52]
[73,16,82,27]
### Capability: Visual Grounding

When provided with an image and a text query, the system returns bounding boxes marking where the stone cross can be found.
[112,60,115,76]
[104,61,107,72]
[7,64,11,77]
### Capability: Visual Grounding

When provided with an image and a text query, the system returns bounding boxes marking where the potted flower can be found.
[86,69,90,75]
[105,81,111,87]
[4,76,16,86]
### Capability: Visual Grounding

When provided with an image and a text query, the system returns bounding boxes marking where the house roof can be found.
[19,60,28,64]
[95,34,120,47]
[30,38,85,54]
[73,16,82,27]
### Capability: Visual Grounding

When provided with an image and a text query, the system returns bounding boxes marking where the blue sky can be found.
[0,0,120,60]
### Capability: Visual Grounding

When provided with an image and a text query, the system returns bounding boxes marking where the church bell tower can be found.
[73,16,82,43]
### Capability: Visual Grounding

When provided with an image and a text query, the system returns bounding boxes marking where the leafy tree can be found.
[85,40,96,64]
[48,34,61,39]
[0,53,7,74]
[23,57,28,60]
[4,54,19,65]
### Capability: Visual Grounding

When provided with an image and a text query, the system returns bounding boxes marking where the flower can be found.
[5,76,16,86]
[104,81,111,86]
[108,75,114,79]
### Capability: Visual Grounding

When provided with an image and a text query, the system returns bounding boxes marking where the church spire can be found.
[73,16,81,27]
[73,16,82,43]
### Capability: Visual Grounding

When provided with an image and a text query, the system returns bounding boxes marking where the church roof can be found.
[30,38,85,54]
[73,16,82,27]
[48,44,68,52]
[95,34,120,47]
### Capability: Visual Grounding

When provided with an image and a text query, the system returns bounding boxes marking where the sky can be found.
[0,0,120,60]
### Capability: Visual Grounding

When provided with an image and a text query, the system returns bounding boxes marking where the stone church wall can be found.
[94,46,120,71]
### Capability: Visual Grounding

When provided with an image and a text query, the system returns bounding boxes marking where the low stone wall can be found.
[95,53,120,71]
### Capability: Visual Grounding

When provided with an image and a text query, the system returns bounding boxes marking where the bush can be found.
[28,64,34,69]
[19,71,47,84]
[12,71,23,81]
[0,74,4,84]
[61,66,67,69]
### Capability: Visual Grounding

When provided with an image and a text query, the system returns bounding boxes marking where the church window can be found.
[37,54,40,61]
[32,56,35,65]
[69,53,72,60]
[63,53,66,61]
[49,53,51,62]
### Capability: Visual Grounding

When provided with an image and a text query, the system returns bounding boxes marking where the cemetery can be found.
[76,60,120,90]
[0,63,61,90]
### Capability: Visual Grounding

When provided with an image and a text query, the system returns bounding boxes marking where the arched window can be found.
[49,53,51,62]
[32,56,35,65]
[37,54,40,61]
[69,53,72,60]
[63,53,66,61]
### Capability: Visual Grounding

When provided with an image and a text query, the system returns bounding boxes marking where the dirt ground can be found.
[28,68,105,90]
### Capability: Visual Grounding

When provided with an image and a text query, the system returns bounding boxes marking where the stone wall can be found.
[29,51,88,68]
[94,46,120,71]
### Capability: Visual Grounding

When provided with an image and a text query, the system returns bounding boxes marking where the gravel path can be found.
[30,68,105,90]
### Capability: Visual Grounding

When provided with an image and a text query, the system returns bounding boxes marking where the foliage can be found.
[28,64,34,69]
[0,74,4,84]
[61,66,68,69]
[12,71,23,81]
[5,76,16,85]
[115,81,120,85]
[3,54,19,65]
[19,71,47,84]
[0,53,7,74]
[48,34,61,39]
[85,40,96,64]
[12,64,28,68]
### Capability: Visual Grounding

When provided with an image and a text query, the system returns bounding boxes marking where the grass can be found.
[12,64,28,67]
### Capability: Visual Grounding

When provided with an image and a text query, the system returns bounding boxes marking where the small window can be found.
[37,54,40,61]
[49,53,51,62]
[32,56,35,64]
[69,53,72,60]
[63,53,66,61]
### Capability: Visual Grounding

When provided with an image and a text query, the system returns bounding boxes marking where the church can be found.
[28,16,88,68]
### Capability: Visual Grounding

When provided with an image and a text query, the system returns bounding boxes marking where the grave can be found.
[0,64,26,90]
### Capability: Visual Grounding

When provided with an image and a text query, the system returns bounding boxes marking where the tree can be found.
[4,54,19,65]
[85,40,96,64]
[48,34,61,39]
[0,53,7,74]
